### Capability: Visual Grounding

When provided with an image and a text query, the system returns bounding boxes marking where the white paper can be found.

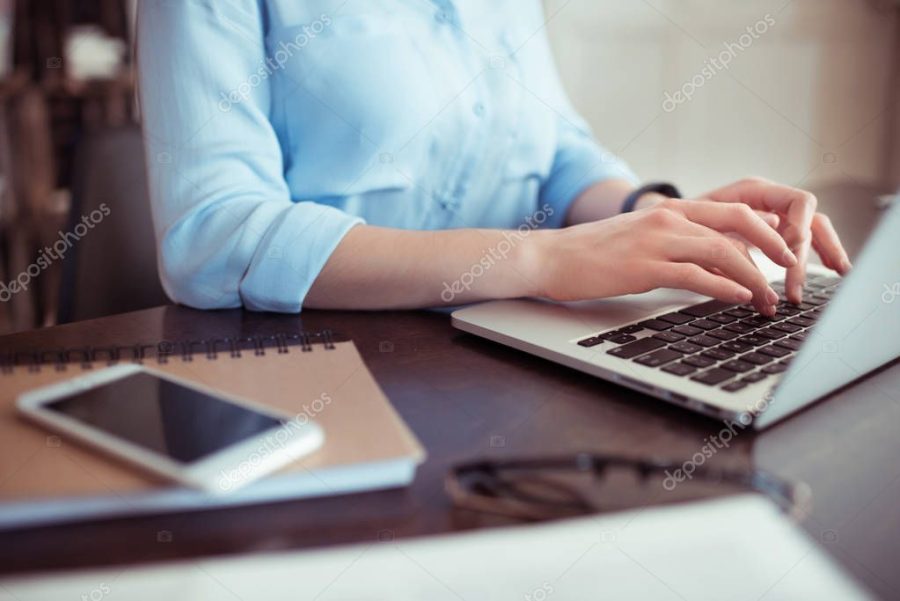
[0,494,871,601]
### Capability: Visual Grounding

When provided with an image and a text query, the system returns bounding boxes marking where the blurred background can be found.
[0,0,897,335]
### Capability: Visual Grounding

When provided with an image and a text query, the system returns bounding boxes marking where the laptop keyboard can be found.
[576,274,841,393]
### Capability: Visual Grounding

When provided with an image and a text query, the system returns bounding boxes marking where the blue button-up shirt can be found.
[138,0,637,312]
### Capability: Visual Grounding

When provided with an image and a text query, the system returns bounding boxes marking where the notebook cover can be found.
[0,337,425,522]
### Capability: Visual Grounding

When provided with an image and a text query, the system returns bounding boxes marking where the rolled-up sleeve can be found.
[539,108,640,226]
[138,0,362,312]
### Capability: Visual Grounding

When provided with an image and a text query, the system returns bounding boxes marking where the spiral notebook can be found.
[0,331,425,530]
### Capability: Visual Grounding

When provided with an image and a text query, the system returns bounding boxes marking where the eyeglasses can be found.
[446,453,810,522]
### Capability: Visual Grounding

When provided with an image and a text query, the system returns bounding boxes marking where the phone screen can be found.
[45,372,285,464]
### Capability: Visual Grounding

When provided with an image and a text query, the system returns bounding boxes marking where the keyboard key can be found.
[707,328,739,341]
[707,313,737,324]
[775,305,801,317]
[759,327,787,339]
[681,300,736,317]
[577,336,603,347]
[722,381,747,392]
[724,322,755,334]
[683,354,716,368]
[672,325,704,337]
[759,344,792,357]
[702,348,735,361]
[788,316,816,328]
[607,337,666,359]
[803,296,828,306]
[772,339,802,352]
[662,362,697,376]
[721,341,753,353]
[608,334,638,344]
[790,333,808,342]
[653,331,686,343]
[634,348,682,367]
[742,316,772,328]
[638,319,674,331]
[737,335,768,347]
[670,341,702,354]
[619,324,644,334]
[692,319,721,331]
[724,308,753,318]
[691,368,736,385]
[658,312,695,325]
[772,322,802,333]
[762,363,788,374]
[690,335,720,348]
[742,371,768,383]
[741,352,774,365]
[721,359,754,373]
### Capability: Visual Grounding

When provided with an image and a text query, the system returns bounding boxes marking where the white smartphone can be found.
[16,364,324,495]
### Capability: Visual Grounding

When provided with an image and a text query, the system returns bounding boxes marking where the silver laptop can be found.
[452,198,900,429]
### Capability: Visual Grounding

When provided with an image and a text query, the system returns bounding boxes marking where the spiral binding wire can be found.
[0,330,339,374]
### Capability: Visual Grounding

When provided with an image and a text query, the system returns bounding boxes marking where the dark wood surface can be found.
[0,303,899,598]
[1,190,897,597]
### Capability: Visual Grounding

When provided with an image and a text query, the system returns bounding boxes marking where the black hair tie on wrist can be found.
[621,182,682,213]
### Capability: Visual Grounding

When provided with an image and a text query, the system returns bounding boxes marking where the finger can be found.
[705,178,817,300]
[755,210,780,229]
[705,179,817,237]
[665,216,779,313]
[656,262,753,305]
[812,237,834,271]
[785,240,811,304]
[668,234,779,315]
[672,199,797,267]
[811,213,851,274]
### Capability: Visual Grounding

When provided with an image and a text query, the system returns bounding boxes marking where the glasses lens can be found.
[450,461,793,520]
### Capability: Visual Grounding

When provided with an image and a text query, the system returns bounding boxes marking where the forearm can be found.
[564,178,634,225]
[565,179,667,225]
[305,225,543,309]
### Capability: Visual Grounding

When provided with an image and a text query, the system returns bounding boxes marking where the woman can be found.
[137,0,849,316]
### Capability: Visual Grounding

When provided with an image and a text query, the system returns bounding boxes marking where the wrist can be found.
[634,191,669,211]
[513,229,554,299]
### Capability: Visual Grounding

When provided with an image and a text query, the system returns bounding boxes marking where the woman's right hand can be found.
[527,199,798,315]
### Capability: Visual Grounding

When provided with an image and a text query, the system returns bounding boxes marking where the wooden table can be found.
[0,184,896,594]
[0,302,898,598]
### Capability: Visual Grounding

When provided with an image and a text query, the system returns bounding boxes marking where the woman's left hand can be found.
[698,177,851,304]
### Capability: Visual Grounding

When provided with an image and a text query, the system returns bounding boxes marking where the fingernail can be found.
[766,288,779,305]
[841,259,852,273]
[736,288,753,303]
[792,284,803,302]
[782,249,798,267]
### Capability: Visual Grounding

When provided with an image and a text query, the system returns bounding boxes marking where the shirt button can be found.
[433,190,454,210]
[472,102,485,117]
